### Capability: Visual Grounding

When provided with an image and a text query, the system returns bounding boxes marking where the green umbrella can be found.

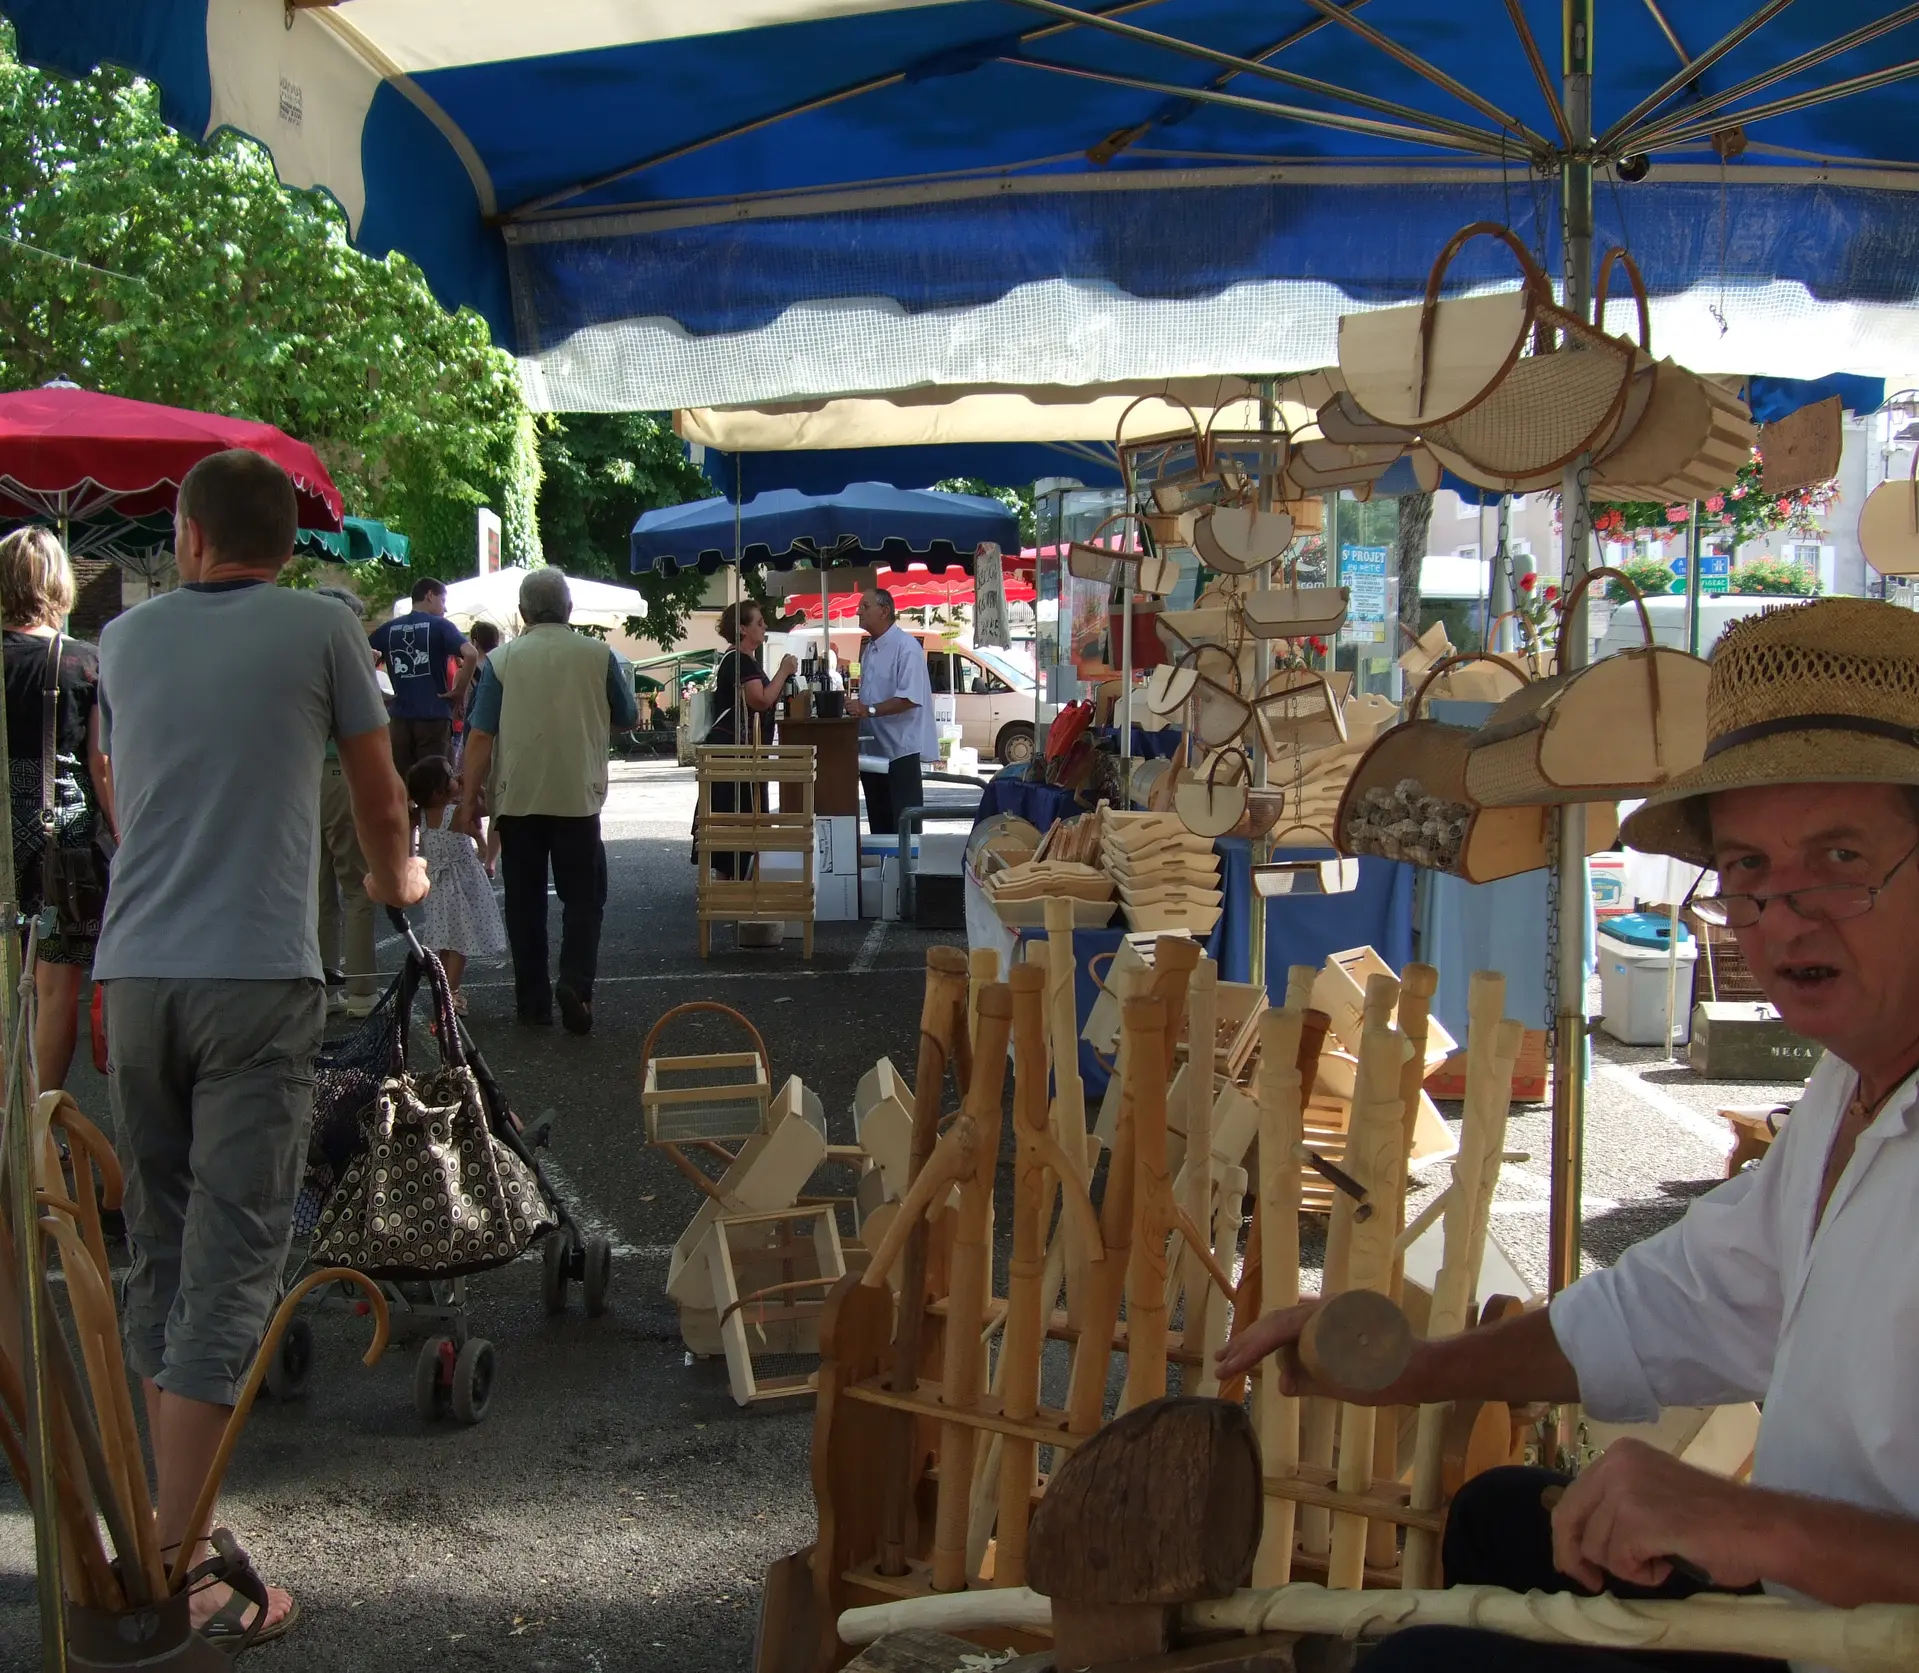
[296,516,410,564]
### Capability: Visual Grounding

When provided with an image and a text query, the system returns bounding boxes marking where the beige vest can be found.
[487,624,613,818]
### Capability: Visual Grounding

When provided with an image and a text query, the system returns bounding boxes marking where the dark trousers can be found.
[860,754,925,836]
[1360,1468,1782,1673]
[497,814,607,1018]
[389,716,452,783]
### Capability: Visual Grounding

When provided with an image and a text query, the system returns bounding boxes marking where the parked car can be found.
[1593,592,1784,660]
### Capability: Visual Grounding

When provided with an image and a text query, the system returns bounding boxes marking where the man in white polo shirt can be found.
[847,587,939,835]
[1219,597,1919,1672]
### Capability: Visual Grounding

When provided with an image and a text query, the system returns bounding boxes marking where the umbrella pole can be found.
[1548,1,1595,1405]
[1251,380,1278,991]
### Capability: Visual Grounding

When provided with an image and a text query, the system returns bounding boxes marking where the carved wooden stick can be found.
[1370,961,1438,1570]
[1044,899,1094,1326]
[1403,978,1524,1589]
[878,945,970,1576]
[1176,956,1219,1357]
[930,983,1013,1593]
[1120,993,1173,1414]
[841,1584,1919,1673]
[1328,973,1407,1590]
[1196,1162,1247,1398]
[997,964,1058,1588]
[1252,1002,1307,1587]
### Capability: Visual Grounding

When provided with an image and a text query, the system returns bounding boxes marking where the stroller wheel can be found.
[264,1317,314,1401]
[451,1337,497,1424]
[414,1335,453,1421]
[582,1236,613,1319]
[541,1225,575,1315]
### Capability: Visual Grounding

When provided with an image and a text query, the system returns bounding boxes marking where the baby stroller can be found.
[271,910,612,1424]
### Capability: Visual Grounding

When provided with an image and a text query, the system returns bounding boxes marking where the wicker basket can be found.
[1462,569,1710,807]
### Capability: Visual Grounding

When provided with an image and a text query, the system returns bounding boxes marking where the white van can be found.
[1594,593,1784,660]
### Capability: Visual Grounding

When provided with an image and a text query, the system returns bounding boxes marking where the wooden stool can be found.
[1719,1104,1787,1178]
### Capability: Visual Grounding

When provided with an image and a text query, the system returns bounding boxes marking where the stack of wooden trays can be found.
[1101,811,1223,935]
[984,859,1116,928]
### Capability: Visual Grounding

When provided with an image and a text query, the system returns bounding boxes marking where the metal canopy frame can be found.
[496,1,1919,235]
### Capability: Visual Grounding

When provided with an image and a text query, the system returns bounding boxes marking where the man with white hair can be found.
[846,586,938,835]
[456,566,636,1034]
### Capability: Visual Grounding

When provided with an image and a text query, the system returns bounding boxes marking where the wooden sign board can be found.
[1759,395,1842,495]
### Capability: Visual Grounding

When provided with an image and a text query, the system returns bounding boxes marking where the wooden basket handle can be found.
[1257,667,1338,712]
[1075,511,1144,553]
[1269,821,1337,850]
[1417,222,1550,410]
[1116,392,1205,466]
[642,1000,773,1082]
[1203,400,1289,477]
[1556,563,1667,767]
[1593,247,1652,352]
[1410,651,1531,716]
[1485,607,1540,648]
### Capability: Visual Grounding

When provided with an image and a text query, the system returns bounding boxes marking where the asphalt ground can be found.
[0,760,1809,1670]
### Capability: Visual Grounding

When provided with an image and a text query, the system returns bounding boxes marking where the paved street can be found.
[0,761,1807,1670]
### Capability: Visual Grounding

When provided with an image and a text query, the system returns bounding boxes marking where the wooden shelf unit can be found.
[696,744,817,957]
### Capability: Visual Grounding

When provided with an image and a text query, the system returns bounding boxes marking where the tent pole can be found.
[1489,495,1514,651]
[1250,379,1277,992]
[1549,0,1595,1319]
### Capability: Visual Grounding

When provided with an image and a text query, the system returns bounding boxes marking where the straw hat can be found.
[1621,597,1919,865]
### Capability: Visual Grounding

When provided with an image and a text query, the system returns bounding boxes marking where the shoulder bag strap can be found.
[39,632,61,840]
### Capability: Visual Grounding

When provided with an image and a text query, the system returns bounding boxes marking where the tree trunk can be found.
[1395,490,1435,649]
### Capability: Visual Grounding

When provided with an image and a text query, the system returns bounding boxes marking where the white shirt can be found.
[1551,1052,1919,1634]
[858,623,940,763]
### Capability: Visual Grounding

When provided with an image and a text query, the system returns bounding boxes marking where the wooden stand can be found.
[696,743,817,957]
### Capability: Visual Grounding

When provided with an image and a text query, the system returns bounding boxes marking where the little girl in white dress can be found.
[405,756,507,1013]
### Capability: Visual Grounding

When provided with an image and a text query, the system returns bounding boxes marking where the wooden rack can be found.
[696,743,817,957]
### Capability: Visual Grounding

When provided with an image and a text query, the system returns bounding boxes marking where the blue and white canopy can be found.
[12,3,1919,408]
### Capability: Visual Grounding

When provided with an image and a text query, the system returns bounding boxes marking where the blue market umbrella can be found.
[630,483,1018,576]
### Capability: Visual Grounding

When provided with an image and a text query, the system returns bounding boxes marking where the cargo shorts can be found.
[107,978,326,1407]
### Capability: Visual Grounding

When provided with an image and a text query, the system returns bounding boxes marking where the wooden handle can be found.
[1416,222,1549,412]
[1593,246,1652,352]
[640,999,771,1081]
[1411,650,1532,714]
[1298,1289,1414,1392]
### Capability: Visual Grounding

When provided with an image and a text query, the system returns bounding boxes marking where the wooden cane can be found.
[1252,1001,1307,1586]
[1198,1161,1247,1396]
[876,946,970,1576]
[1176,957,1220,1383]
[996,964,1054,1587]
[1120,993,1173,1414]
[169,1268,389,1594]
[928,983,1013,1593]
[1327,973,1408,1590]
[1043,900,1095,1327]
[1368,962,1438,1569]
[1403,979,1524,1589]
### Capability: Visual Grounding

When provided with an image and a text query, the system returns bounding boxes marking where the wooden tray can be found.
[993,896,1118,929]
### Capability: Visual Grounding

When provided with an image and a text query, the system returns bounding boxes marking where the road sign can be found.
[1670,552,1731,594]
[1338,544,1389,644]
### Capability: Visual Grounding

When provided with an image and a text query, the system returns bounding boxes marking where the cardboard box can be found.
[1425,1027,1548,1103]
[1689,1002,1820,1081]
[815,872,858,922]
[815,815,858,878]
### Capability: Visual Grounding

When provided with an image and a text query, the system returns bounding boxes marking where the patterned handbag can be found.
[312,949,555,1278]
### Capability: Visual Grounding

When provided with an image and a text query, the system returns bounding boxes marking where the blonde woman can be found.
[0,526,115,1090]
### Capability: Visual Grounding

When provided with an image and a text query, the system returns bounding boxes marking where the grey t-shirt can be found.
[95,581,391,980]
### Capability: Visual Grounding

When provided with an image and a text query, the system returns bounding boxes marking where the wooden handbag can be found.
[1241,582,1351,640]
[1146,643,1237,718]
[1860,447,1919,575]
[1335,656,1619,883]
[1462,568,1710,807]
[1174,748,1253,840]
[1420,645,1530,705]
[1255,668,1348,758]
[1068,512,1146,584]
[1193,501,1295,576]
[1419,237,1643,486]
[1253,823,1361,896]
[1116,393,1252,514]
[1592,369,1756,503]
[1339,222,1562,429]
[1284,437,1404,493]
[1315,391,1416,447]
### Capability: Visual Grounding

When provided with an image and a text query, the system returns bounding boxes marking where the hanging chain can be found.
[1545,457,1595,1052]
[1544,811,1562,1056]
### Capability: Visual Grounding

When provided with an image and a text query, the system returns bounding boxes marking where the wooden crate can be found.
[703,1206,846,1405]
[695,744,817,957]
[643,1048,770,1146]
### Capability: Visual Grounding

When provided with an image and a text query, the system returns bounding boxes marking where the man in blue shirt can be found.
[369,577,480,779]
[847,588,939,834]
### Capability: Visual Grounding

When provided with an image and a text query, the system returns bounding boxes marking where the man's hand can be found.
[452,796,483,839]
[1550,1438,1760,1593]
[844,696,867,720]
[1213,1301,1380,1400]
[365,855,430,910]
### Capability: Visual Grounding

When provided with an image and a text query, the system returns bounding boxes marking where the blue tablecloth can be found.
[1213,839,1416,993]
[973,774,1084,833]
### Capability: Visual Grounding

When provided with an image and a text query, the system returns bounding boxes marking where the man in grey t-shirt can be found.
[97,449,424,1646]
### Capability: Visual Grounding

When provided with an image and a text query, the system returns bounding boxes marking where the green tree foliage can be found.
[0,32,537,580]
[534,411,712,647]
[934,479,1037,546]
[1729,556,1822,596]
[1605,556,1679,603]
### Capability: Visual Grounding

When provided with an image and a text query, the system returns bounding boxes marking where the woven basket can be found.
[1418,237,1644,485]
[1462,568,1711,807]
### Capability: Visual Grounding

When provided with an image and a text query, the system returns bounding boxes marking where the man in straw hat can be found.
[1221,597,1919,1669]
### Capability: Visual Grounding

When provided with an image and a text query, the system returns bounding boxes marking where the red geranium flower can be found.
[1666,504,1689,523]
[1309,636,1327,654]
[1544,584,1560,602]
[1705,493,1726,514]
[1518,571,1537,592]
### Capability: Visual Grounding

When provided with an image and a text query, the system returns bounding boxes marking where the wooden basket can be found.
[1192,502,1296,576]
[1067,512,1146,585]
[1284,437,1404,492]
[642,1001,774,1144]
[1462,568,1710,807]
[1255,668,1348,757]
[1859,447,1919,576]
[1241,585,1350,640]
[1316,391,1415,447]
[1592,361,1757,505]
[1338,222,1566,430]
[1418,236,1643,485]
[1174,748,1253,839]
[1334,655,1609,883]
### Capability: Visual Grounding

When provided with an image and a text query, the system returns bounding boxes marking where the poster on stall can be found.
[1339,544,1389,644]
[972,542,1011,647]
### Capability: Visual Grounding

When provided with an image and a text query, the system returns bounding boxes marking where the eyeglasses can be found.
[1689,835,1919,928]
